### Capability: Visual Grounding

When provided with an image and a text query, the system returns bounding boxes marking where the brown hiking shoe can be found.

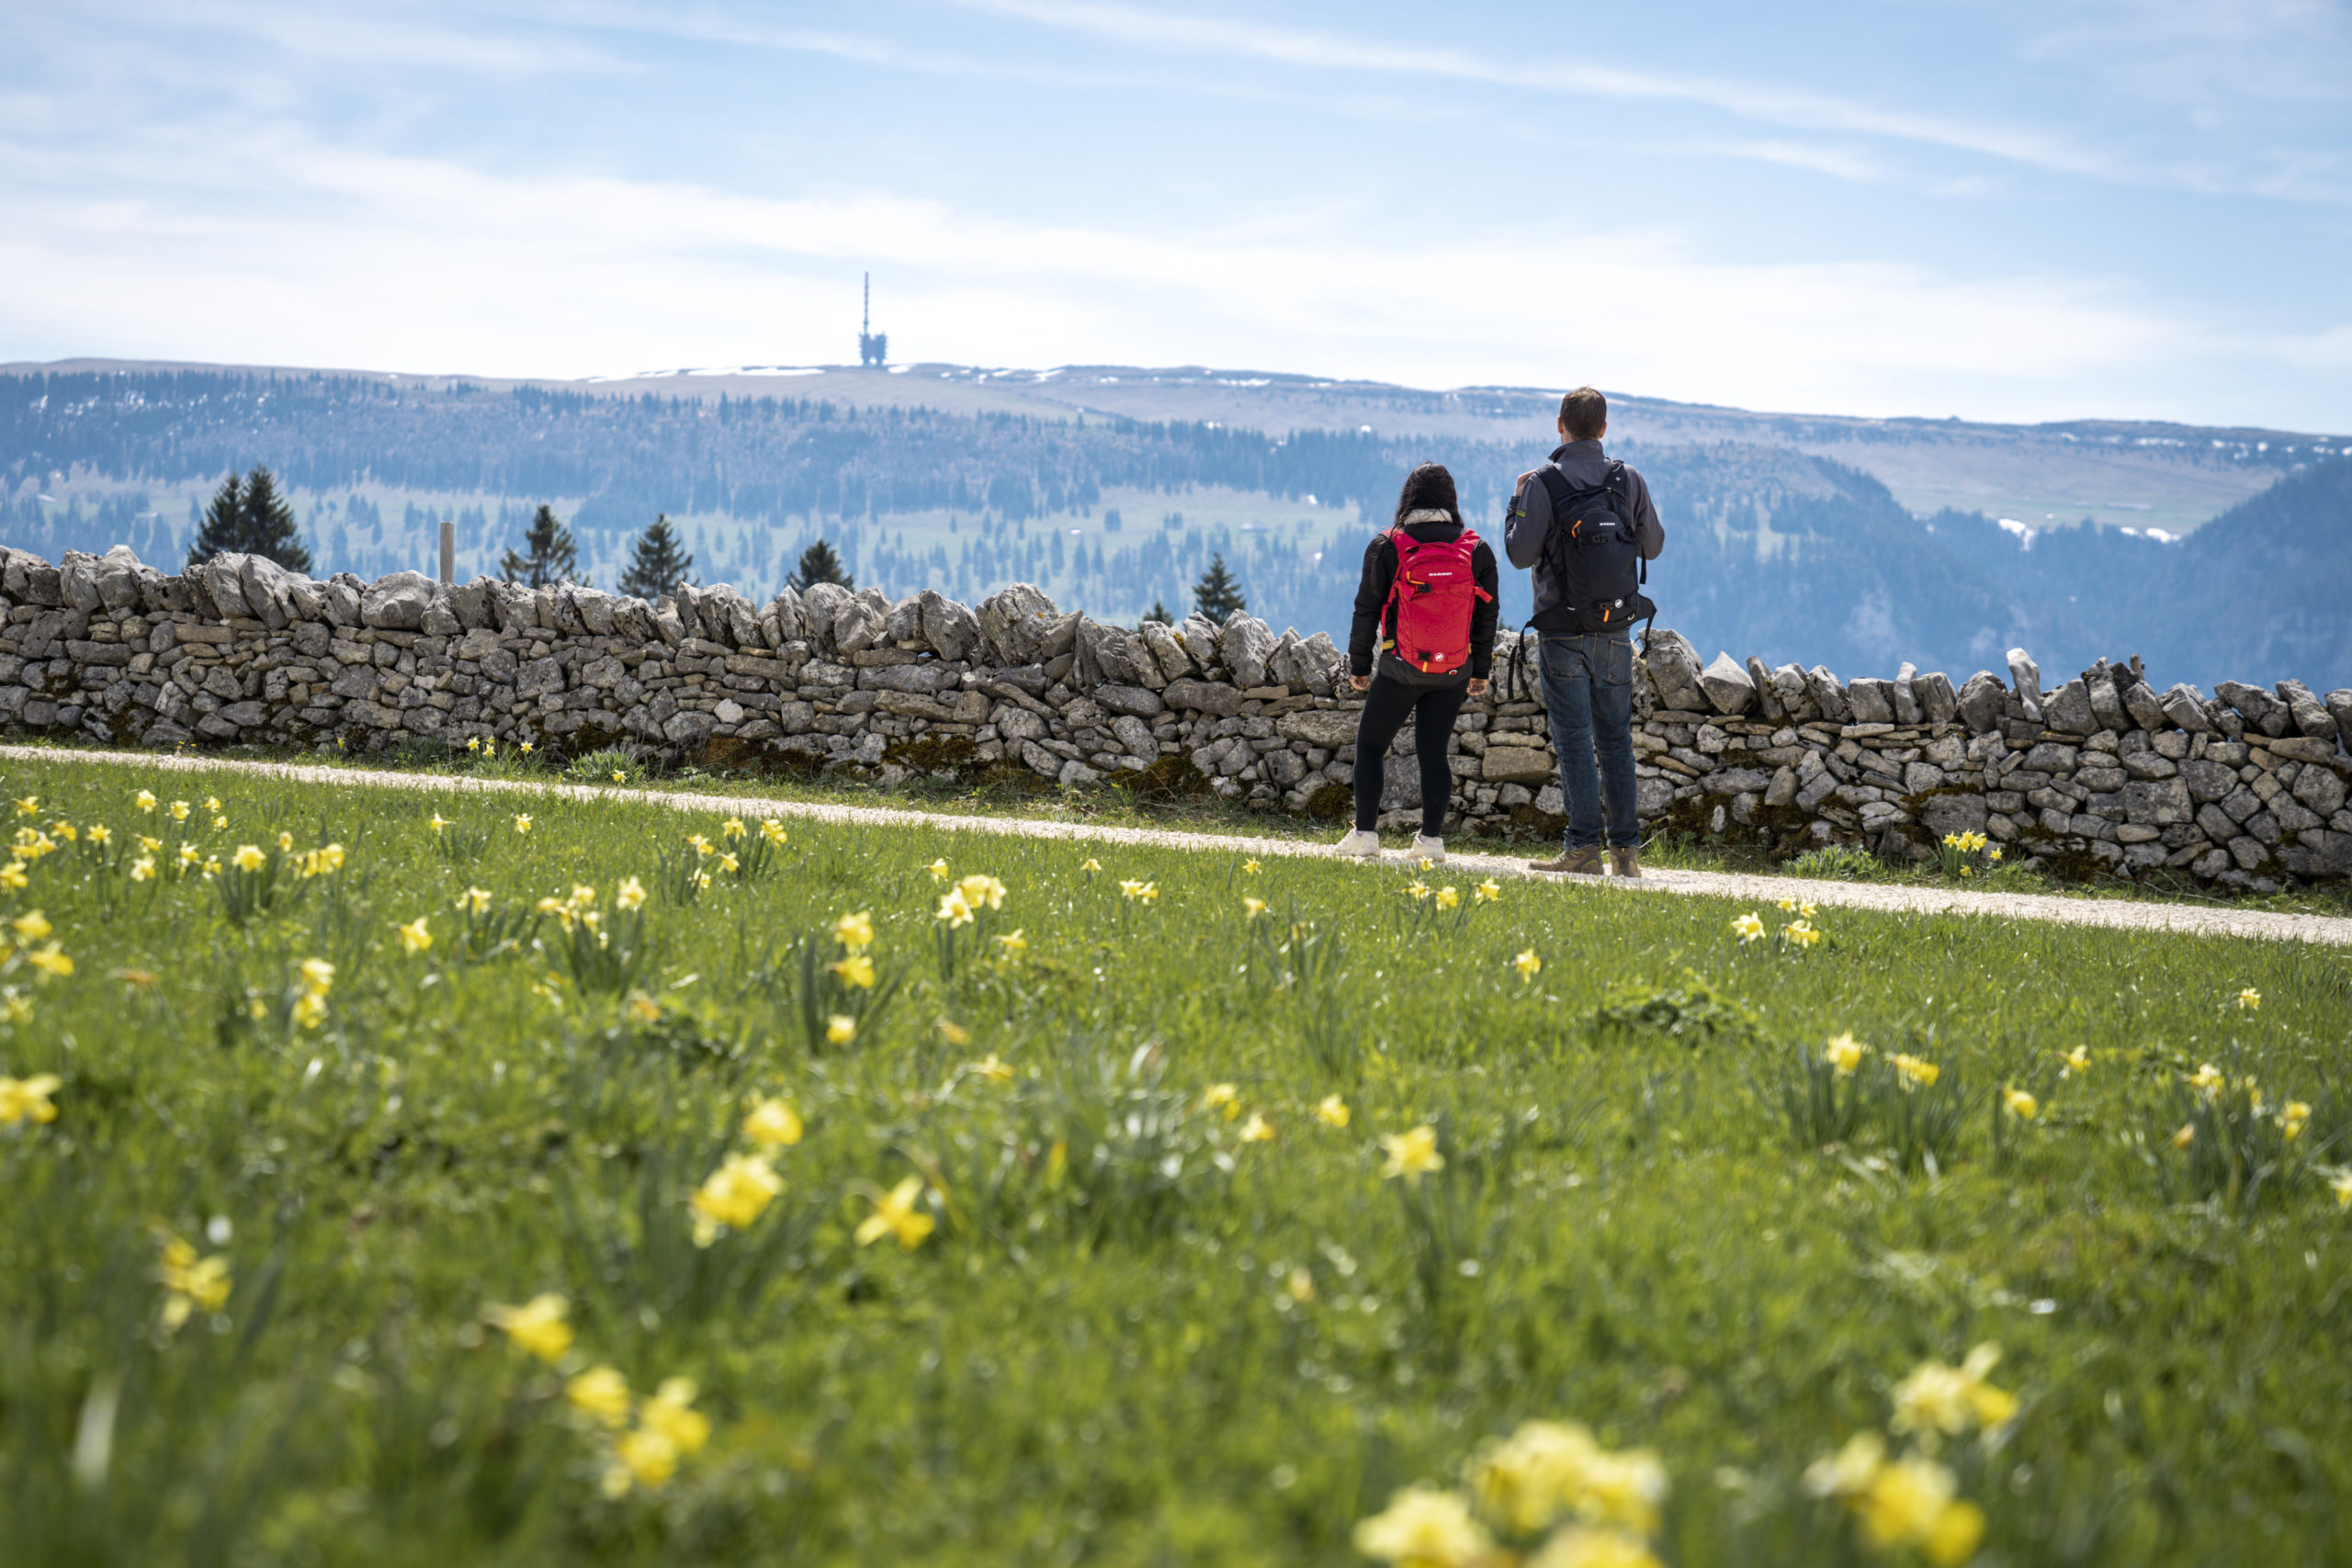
[1528,848,1605,874]
[1611,847,1645,879]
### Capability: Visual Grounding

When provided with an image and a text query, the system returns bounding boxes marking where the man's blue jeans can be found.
[1537,632,1639,850]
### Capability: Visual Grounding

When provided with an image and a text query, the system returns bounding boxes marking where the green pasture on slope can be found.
[1,755,2349,1567]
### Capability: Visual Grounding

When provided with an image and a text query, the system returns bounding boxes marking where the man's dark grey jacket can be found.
[1503,439,1667,634]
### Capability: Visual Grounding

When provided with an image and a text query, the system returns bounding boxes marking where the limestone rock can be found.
[920,590,979,663]
[799,581,853,649]
[1770,664,1815,721]
[1804,666,1851,725]
[2005,649,2042,722]
[766,586,808,646]
[2120,677,2169,732]
[2215,680,2287,738]
[1698,652,1755,716]
[1138,619,1193,683]
[1846,678,1894,726]
[2160,682,2214,733]
[1162,679,1244,717]
[1220,615,1276,691]
[2042,679,2094,735]
[1645,630,1705,712]
[1277,708,1360,749]
[1916,672,1959,726]
[2328,690,2352,751]
[1955,671,2007,733]
[1744,656,1782,720]
[832,594,885,656]
[1483,746,1555,784]
[2276,679,2336,740]
[361,571,434,631]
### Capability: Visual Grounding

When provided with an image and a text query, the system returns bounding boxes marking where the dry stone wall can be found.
[5,546,2350,890]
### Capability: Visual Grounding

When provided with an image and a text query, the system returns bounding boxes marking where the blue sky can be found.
[4,1,2348,427]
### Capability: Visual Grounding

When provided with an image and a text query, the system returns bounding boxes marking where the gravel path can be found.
[11,744,2351,949]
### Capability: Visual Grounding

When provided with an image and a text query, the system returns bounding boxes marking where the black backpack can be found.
[1501,462,1657,702]
[1533,461,1655,637]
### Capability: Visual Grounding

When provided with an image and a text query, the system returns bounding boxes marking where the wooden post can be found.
[439,519,455,584]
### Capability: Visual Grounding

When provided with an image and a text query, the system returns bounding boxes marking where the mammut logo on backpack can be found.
[1385,527,1493,675]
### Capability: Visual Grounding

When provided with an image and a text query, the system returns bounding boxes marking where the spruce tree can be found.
[1142,599,1172,625]
[500,503,583,588]
[616,513,695,601]
[186,466,312,574]
[1192,553,1246,621]
[788,539,854,592]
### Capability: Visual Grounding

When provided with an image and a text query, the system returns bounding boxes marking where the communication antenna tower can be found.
[858,273,888,368]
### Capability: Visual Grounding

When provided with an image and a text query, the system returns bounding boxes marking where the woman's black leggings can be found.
[1351,674,1469,835]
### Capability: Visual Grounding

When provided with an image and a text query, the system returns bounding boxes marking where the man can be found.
[1504,386,1666,877]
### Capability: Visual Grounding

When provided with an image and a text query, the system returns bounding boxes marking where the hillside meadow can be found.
[2,755,2349,1566]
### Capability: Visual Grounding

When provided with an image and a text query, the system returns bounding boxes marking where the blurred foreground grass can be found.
[2,753,2349,1566]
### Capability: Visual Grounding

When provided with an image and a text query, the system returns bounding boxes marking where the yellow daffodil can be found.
[686,833,713,859]
[158,1235,232,1329]
[1203,1082,1240,1120]
[276,830,293,852]
[87,825,113,847]
[513,815,532,834]
[855,1175,935,1249]
[128,856,155,884]
[956,874,1006,911]
[616,876,647,911]
[1475,879,1500,903]
[395,917,433,954]
[2,988,33,1024]
[1893,1344,2018,1436]
[743,1097,804,1148]
[429,812,451,833]
[176,844,199,867]
[566,1366,631,1427]
[605,1428,678,1495]
[1513,949,1542,981]
[209,816,227,831]
[1238,1111,1276,1143]
[928,858,951,880]
[612,770,628,784]
[486,1293,572,1360]
[625,989,662,1024]
[936,1017,971,1046]
[717,852,740,874]
[2003,1087,2038,1120]
[759,818,785,844]
[934,888,974,927]
[1405,881,1430,901]
[834,909,874,949]
[13,910,51,942]
[967,1053,1014,1084]
[135,791,157,813]
[458,886,492,915]
[1118,878,1156,902]
[1242,896,1268,919]
[1316,1095,1351,1128]
[826,1014,856,1045]
[1854,1453,1984,1566]
[1381,1124,1444,1183]
[291,991,328,1029]
[49,821,78,844]
[0,1073,61,1126]
[690,1152,782,1245]
[1890,1053,1939,1089]
[299,957,334,994]
[1079,857,1101,873]
[0,862,24,892]
[1825,1032,1867,1076]
[570,884,595,906]
[2188,1062,2224,1093]
[139,835,160,852]
[10,797,33,817]
[23,946,72,979]
[1352,1485,1494,1568]
[200,856,222,879]
[2173,1122,2197,1148]
[1732,911,1766,943]
[1434,886,1461,910]
[2331,1169,2352,1207]
[170,800,190,822]
[639,1377,710,1456]
[232,843,266,873]
[831,952,876,989]
[205,795,222,811]
[2236,987,2261,1010]
[1243,858,1261,874]
[1781,919,1821,948]
[520,741,535,753]
[2282,1100,2312,1141]
[993,929,1027,955]
[721,817,746,840]
[2060,1046,2091,1076]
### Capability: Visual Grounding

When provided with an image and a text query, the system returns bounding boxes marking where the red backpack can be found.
[1383,525,1491,676]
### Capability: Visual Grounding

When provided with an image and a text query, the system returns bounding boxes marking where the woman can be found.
[1337,462,1499,863]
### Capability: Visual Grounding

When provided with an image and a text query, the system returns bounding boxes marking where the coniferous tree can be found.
[1192,553,1246,621]
[187,467,312,573]
[500,503,583,588]
[616,513,695,601]
[788,539,854,592]
[1142,599,1172,625]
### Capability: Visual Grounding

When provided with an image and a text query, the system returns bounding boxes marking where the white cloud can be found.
[3,125,2339,426]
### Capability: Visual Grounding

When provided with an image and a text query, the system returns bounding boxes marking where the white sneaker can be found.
[1407,833,1447,864]
[1334,828,1382,857]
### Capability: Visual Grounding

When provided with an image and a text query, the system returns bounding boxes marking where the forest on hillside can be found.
[2,368,2346,689]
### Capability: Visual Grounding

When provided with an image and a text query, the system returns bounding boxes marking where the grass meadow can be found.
[2,754,2350,1566]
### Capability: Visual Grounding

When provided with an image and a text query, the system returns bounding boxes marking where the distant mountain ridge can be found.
[0,359,2346,692]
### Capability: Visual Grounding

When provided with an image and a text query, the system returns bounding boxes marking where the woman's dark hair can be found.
[1393,462,1461,528]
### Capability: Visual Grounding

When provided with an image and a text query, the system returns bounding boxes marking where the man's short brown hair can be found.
[1559,386,1608,442]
